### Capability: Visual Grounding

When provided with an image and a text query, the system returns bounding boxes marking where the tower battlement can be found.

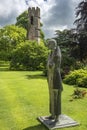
[28,7,40,17]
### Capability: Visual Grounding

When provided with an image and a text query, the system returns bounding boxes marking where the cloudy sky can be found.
[0,0,82,38]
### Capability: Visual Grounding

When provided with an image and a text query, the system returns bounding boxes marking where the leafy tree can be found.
[55,29,74,54]
[10,40,48,71]
[54,28,87,77]
[74,0,87,30]
[74,0,87,61]
[0,25,26,60]
[16,11,29,30]
[54,29,78,77]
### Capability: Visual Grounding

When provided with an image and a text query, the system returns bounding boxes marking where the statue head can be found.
[47,39,57,50]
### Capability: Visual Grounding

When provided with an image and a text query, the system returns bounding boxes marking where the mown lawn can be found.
[0,63,87,130]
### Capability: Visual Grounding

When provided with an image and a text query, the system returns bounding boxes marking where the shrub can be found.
[63,69,87,88]
[10,41,48,71]
[77,76,87,87]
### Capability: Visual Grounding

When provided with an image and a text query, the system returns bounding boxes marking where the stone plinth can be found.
[38,114,79,130]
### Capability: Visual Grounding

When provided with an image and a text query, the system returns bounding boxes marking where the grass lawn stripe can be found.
[0,77,31,129]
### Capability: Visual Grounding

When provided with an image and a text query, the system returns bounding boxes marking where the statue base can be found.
[38,114,79,129]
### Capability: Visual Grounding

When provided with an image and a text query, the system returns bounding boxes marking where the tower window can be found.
[31,16,34,25]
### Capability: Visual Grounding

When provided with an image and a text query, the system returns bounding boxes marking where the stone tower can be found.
[27,7,40,44]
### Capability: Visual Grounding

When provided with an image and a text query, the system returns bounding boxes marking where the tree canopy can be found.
[0,25,26,60]
[74,0,87,31]
[74,0,87,61]
[16,11,29,31]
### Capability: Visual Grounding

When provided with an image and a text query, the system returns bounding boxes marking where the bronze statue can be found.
[38,39,79,129]
[47,39,63,122]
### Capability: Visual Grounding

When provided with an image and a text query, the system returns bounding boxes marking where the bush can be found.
[77,76,87,87]
[63,69,87,88]
[10,41,48,71]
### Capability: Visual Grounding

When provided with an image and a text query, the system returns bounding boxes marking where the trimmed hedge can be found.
[63,69,87,88]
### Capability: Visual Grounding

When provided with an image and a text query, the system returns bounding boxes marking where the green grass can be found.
[0,62,87,130]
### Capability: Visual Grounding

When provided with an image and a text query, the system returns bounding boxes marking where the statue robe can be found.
[47,46,63,117]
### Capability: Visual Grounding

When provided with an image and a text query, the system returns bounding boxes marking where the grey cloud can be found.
[42,27,55,38]
[0,0,26,27]
[43,0,75,27]
[0,9,18,26]
[42,0,82,38]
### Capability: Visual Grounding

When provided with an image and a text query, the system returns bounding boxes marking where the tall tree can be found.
[74,0,87,31]
[16,11,29,31]
[74,0,87,61]
[55,29,77,76]
[55,29,78,58]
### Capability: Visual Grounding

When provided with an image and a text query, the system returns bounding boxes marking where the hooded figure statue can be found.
[47,39,63,122]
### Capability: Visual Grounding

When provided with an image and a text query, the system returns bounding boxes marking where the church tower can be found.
[27,7,40,44]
